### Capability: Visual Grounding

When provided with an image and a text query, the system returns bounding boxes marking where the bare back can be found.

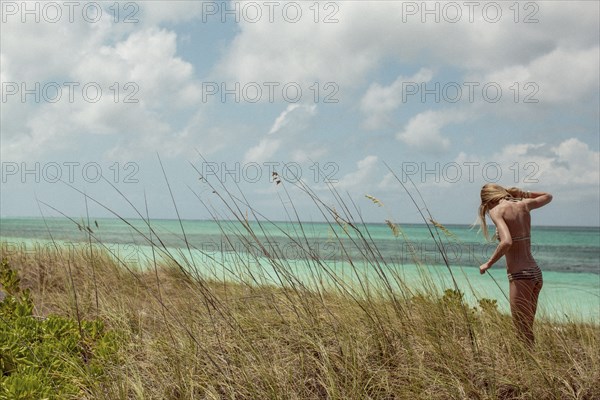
[489,199,537,273]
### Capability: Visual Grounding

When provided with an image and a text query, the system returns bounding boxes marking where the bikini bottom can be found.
[507,265,543,284]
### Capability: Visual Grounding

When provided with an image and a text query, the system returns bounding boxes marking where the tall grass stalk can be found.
[1,166,597,399]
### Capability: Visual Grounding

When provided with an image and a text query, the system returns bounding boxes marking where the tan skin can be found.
[480,190,553,345]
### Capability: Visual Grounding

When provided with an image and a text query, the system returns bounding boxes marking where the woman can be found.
[478,184,552,345]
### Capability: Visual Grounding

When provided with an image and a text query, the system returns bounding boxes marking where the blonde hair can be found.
[478,184,517,240]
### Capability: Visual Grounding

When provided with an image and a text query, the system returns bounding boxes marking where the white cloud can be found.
[396,109,467,154]
[105,106,229,160]
[455,138,600,190]
[360,68,433,130]
[215,1,599,88]
[334,155,379,190]
[137,1,208,25]
[546,139,599,186]
[472,45,599,106]
[213,3,381,86]
[268,104,301,135]
[243,104,317,163]
[1,18,109,82]
[74,28,201,110]
[1,26,206,160]
[0,53,10,82]
[528,46,599,104]
[0,1,214,161]
[243,138,283,164]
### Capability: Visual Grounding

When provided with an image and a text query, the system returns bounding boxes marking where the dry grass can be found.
[2,242,598,400]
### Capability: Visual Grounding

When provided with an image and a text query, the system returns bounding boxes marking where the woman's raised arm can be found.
[524,191,553,210]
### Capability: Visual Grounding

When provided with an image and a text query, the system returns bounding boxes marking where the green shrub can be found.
[0,259,120,400]
[478,298,498,314]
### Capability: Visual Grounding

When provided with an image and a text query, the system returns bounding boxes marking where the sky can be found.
[0,0,599,227]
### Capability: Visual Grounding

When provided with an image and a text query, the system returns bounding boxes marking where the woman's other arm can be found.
[479,210,513,274]
[524,191,553,210]
[506,187,552,210]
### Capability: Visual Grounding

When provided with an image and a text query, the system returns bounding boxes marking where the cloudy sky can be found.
[1,0,598,226]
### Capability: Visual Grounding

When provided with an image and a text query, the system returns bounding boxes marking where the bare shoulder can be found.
[491,200,528,221]
[489,203,508,220]
[488,204,512,241]
[515,199,531,211]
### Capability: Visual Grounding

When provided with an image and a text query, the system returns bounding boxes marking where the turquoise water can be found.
[1,217,598,322]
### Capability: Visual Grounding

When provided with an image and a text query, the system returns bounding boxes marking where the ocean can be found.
[1,217,598,322]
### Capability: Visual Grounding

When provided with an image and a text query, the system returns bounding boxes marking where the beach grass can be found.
[1,170,599,399]
[1,240,598,399]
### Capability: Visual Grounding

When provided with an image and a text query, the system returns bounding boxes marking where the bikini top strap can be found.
[512,235,530,241]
